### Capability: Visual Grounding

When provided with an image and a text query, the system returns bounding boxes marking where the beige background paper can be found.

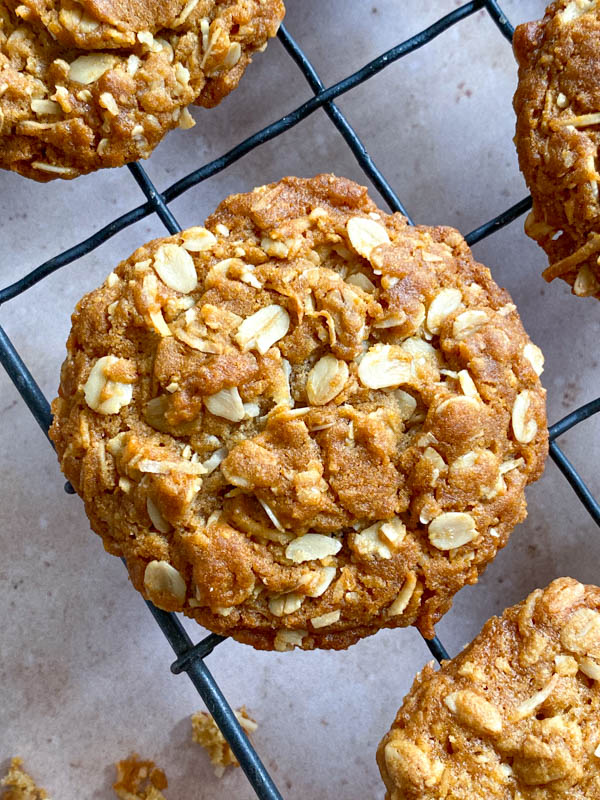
[1,2,599,797]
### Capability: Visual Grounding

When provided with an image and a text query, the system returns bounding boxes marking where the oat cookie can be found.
[514,0,600,299]
[50,174,548,651]
[378,578,600,799]
[0,0,284,180]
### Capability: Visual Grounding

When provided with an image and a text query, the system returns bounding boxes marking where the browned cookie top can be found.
[378,578,600,799]
[514,0,600,299]
[0,0,284,180]
[50,174,548,652]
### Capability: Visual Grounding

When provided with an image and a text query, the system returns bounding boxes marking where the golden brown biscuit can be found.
[514,0,600,299]
[377,577,600,799]
[0,0,284,180]
[49,174,548,651]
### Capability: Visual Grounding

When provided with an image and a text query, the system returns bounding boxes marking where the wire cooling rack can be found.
[1,2,600,798]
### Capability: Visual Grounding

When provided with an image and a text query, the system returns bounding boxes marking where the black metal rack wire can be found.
[1,2,599,798]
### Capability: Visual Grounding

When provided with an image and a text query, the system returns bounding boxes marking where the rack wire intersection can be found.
[1,3,599,798]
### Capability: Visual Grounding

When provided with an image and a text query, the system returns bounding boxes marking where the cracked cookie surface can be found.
[50,174,548,651]
[378,578,600,799]
[0,0,284,180]
[514,0,600,299]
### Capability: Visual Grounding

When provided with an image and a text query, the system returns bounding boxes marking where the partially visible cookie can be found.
[50,174,547,651]
[0,0,284,180]
[514,0,600,299]
[378,578,600,799]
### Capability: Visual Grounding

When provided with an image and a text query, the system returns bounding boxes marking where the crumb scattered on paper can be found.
[1,758,49,800]
[113,754,168,800]
[191,707,258,777]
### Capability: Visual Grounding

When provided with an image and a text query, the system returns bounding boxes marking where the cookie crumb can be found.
[113,754,167,800]
[0,758,49,800]
[191,707,258,777]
